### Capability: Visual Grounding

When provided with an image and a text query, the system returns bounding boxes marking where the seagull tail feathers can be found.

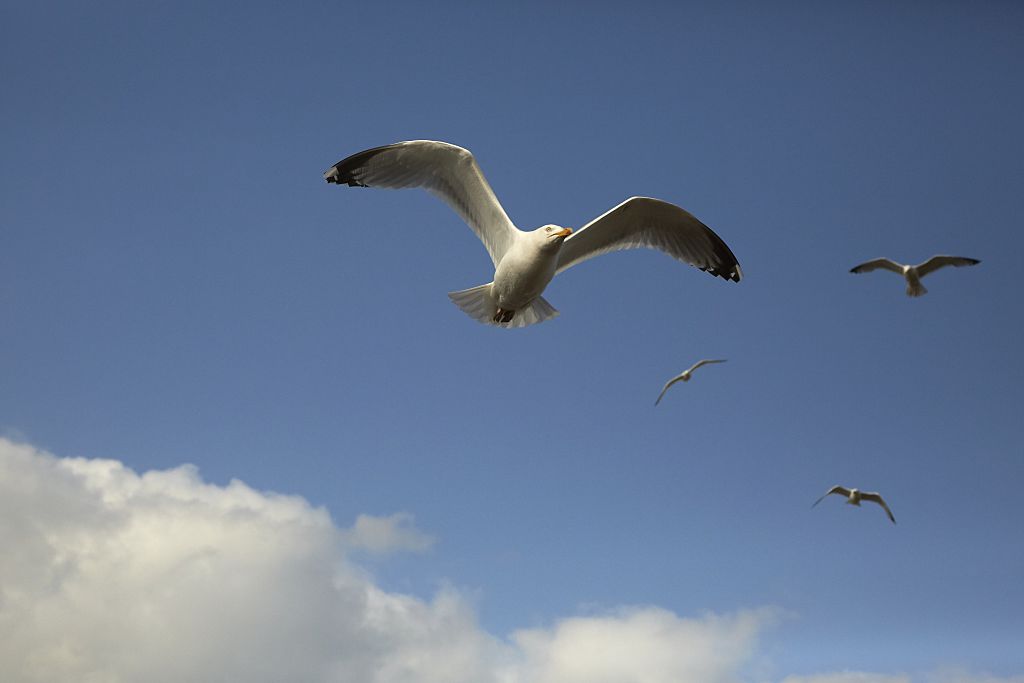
[906,281,928,297]
[447,283,559,329]
[448,283,498,324]
[510,295,559,328]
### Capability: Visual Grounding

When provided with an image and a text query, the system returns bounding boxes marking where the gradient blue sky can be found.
[2,0,1023,678]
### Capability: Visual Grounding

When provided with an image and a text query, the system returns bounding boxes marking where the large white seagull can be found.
[325,140,742,328]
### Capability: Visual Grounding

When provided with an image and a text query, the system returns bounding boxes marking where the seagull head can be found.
[536,224,573,250]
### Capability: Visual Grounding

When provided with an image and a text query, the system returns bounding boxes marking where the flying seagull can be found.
[324,140,742,328]
[654,359,727,405]
[812,485,896,524]
[849,256,979,297]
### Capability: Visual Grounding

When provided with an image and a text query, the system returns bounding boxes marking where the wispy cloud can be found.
[781,671,1024,683]
[342,512,435,555]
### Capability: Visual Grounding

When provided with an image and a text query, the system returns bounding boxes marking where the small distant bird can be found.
[654,359,727,405]
[849,255,980,297]
[324,140,741,328]
[812,485,896,524]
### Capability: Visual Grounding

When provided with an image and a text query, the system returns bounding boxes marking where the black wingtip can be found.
[700,263,742,282]
[323,166,368,187]
[323,143,401,188]
[701,233,742,283]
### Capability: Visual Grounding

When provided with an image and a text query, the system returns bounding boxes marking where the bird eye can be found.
[545,227,553,232]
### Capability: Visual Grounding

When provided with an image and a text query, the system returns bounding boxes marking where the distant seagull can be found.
[812,485,896,524]
[324,140,742,328]
[654,359,727,405]
[850,255,980,297]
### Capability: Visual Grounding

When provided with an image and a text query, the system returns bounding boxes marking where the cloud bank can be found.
[0,437,772,683]
[0,438,1018,683]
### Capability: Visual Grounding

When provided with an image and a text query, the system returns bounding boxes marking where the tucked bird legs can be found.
[812,485,896,524]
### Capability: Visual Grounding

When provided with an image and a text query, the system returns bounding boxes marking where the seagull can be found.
[654,359,727,405]
[812,485,896,524]
[324,140,742,328]
[849,256,980,297]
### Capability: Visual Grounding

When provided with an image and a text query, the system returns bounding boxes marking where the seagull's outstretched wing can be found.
[325,140,518,266]
[687,358,728,374]
[861,492,896,524]
[916,255,980,278]
[812,485,850,508]
[654,375,686,406]
[850,258,905,275]
[556,197,742,282]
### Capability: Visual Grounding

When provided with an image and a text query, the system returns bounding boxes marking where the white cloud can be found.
[4,437,1012,683]
[511,607,775,683]
[342,512,435,555]
[781,673,912,683]
[0,438,497,683]
[781,671,1024,683]
[926,671,1024,683]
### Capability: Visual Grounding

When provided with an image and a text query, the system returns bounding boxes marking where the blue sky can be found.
[2,1,1022,680]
